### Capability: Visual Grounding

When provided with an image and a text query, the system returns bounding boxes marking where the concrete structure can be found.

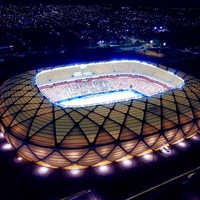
[0,60,199,169]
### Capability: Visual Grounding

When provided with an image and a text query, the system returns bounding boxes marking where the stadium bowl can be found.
[0,60,199,169]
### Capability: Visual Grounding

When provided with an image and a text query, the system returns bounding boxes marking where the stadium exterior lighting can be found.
[36,166,50,176]
[0,132,4,138]
[70,169,82,176]
[178,141,187,148]
[1,143,12,150]
[39,166,49,173]
[143,153,154,161]
[192,136,197,140]
[121,159,133,168]
[17,157,23,161]
[67,167,86,177]
[14,156,24,164]
[192,135,200,141]
[0,60,199,170]
[96,165,110,175]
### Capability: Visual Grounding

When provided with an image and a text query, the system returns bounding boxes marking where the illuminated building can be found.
[0,60,199,169]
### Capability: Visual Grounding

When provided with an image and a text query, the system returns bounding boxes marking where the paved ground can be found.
[1,133,200,200]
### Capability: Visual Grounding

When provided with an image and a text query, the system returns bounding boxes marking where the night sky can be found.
[1,0,200,7]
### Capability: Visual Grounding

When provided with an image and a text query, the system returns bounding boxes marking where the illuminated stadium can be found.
[0,60,200,170]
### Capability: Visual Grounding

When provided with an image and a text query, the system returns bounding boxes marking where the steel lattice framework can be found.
[0,62,200,169]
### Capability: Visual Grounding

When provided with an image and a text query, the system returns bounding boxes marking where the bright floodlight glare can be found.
[192,135,200,141]
[98,165,109,174]
[38,166,49,174]
[2,143,12,150]
[121,159,132,167]
[192,136,197,140]
[14,156,24,164]
[17,157,23,161]
[68,169,86,177]
[178,141,187,148]
[143,154,153,161]
[70,169,80,175]
[34,166,52,177]
[0,132,4,138]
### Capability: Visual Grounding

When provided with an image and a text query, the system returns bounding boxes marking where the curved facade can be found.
[0,61,200,169]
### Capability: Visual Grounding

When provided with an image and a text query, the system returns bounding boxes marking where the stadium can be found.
[0,60,200,170]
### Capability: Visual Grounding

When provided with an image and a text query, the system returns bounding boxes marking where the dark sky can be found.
[1,0,200,7]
